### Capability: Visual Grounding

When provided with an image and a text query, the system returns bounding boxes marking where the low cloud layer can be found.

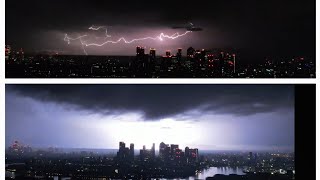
[7,85,294,120]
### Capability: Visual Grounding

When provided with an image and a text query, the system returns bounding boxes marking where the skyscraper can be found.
[136,46,145,56]
[117,141,130,162]
[119,141,125,150]
[133,46,148,77]
[130,143,134,160]
[185,147,190,157]
[170,144,179,156]
[152,143,155,157]
[149,48,156,59]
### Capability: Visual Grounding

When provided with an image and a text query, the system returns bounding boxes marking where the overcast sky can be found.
[6,0,315,61]
[6,84,294,151]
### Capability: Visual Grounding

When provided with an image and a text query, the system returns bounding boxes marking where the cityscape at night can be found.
[5,46,315,78]
[6,84,295,179]
[5,0,315,78]
[6,141,295,180]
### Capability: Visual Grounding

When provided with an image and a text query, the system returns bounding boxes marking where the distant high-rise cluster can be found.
[5,45,24,63]
[5,45,315,78]
[116,141,135,162]
[130,46,235,77]
[6,141,295,179]
[159,142,199,164]
[116,141,199,166]
[8,140,32,154]
[5,45,11,60]
[140,143,156,161]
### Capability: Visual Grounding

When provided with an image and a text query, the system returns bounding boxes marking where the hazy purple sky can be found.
[6,85,294,151]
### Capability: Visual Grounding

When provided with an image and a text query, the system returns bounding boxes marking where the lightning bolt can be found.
[64,26,192,55]
[88,25,106,31]
[88,25,111,38]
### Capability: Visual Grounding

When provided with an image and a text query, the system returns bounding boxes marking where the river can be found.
[51,167,245,180]
[159,166,245,180]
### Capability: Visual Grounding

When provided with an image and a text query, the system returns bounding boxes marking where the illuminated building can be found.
[8,140,32,154]
[148,48,157,75]
[170,144,179,155]
[5,45,11,60]
[219,51,225,76]
[136,46,145,56]
[174,148,184,162]
[193,49,206,75]
[18,48,24,62]
[201,49,206,58]
[133,46,148,77]
[188,148,199,162]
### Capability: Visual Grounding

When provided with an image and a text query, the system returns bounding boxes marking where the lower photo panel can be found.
[5,84,315,180]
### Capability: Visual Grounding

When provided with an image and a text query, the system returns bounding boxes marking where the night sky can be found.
[6,84,294,151]
[6,0,315,61]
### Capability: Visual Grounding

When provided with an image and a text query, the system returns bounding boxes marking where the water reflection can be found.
[159,167,244,180]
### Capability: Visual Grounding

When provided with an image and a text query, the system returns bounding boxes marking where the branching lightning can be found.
[64,25,192,55]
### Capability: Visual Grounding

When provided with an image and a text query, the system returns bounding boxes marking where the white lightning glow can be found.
[88,25,111,38]
[64,26,192,55]
[88,25,106,31]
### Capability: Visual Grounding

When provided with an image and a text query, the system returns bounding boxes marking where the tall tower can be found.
[152,143,155,157]
[149,48,156,59]
[119,142,125,151]
[130,143,134,160]
[159,142,166,157]
[185,147,190,157]
[136,46,145,58]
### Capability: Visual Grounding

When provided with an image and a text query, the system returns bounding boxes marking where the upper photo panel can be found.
[5,0,315,78]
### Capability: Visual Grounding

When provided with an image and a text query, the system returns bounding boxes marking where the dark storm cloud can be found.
[7,85,294,120]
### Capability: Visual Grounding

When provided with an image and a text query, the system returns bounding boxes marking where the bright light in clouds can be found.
[6,89,294,151]
[78,115,203,150]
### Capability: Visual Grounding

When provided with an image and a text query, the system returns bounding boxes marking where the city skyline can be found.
[6,0,315,61]
[6,85,294,151]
